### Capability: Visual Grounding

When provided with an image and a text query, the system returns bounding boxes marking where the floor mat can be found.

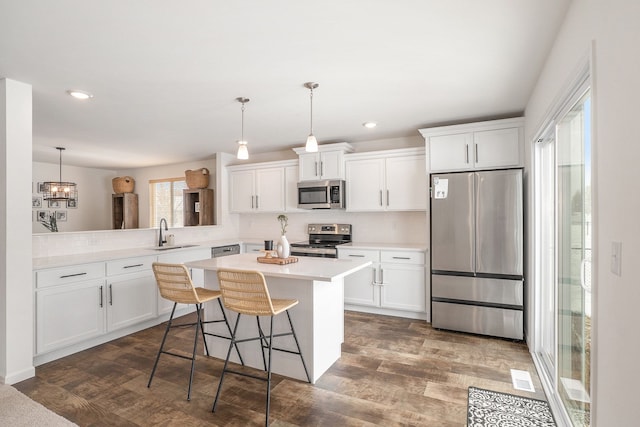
[467,386,556,426]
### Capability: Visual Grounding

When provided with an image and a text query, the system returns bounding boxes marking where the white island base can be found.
[186,254,371,384]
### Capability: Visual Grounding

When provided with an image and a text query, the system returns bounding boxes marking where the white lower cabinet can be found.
[36,278,106,354]
[105,256,157,331]
[106,270,157,331]
[34,247,213,363]
[339,247,426,317]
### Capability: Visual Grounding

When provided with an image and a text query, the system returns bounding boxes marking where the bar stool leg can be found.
[286,310,311,383]
[256,316,268,371]
[197,303,211,357]
[185,303,204,401]
[265,315,274,427]
[148,302,177,389]
[218,298,245,366]
[212,312,242,413]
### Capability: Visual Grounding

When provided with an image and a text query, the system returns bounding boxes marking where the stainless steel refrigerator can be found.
[430,168,523,340]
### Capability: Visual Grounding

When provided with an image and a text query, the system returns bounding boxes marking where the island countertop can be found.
[185,253,371,282]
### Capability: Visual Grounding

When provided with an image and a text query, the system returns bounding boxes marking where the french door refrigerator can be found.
[430,168,523,340]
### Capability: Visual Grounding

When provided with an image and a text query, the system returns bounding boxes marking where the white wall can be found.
[524,0,640,424]
[117,157,217,228]
[32,162,115,233]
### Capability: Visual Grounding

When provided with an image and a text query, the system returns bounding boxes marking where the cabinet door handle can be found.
[251,195,255,209]
[315,161,319,177]
[255,195,259,209]
[109,284,113,306]
[60,272,87,279]
[380,268,384,284]
[379,190,383,206]
[123,263,143,269]
[348,254,365,257]
[99,286,103,308]
[392,256,411,260]
[465,144,469,164]
[475,143,478,163]
[320,161,324,177]
[372,268,377,285]
[386,190,390,207]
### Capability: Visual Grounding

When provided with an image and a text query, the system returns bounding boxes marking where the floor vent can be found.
[560,377,591,403]
[510,369,535,392]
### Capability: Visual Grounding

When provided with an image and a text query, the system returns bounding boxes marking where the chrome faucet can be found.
[158,218,168,247]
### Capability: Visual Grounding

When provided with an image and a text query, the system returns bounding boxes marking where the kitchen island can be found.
[186,253,371,383]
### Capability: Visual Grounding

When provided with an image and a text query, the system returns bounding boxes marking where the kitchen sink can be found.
[149,244,199,251]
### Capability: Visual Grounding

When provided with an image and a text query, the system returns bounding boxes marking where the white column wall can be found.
[0,78,35,384]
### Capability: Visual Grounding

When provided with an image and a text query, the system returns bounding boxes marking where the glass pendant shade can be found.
[305,134,318,152]
[237,141,249,160]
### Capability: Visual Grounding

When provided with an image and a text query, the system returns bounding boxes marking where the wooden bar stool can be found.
[148,262,244,401]
[212,269,310,427]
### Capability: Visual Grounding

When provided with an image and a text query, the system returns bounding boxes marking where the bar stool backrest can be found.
[152,262,201,304]
[216,269,276,316]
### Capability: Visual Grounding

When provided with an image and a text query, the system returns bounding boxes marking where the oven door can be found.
[297,182,330,209]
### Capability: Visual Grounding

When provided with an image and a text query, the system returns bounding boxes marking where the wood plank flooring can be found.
[15,311,546,426]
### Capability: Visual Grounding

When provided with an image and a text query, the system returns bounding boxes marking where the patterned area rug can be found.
[468,387,556,426]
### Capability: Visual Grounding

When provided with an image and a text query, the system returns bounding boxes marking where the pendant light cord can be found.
[241,101,245,141]
[309,87,314,135]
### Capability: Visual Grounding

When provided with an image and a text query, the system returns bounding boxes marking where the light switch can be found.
[611,241,622,276]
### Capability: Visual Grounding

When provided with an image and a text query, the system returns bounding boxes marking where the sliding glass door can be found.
[534,85,592,427]
[556,92,591,425]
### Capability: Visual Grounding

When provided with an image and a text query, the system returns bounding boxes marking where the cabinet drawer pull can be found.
[392,256,411,260]
[123,263,143,269]
[109,284,113,306]
[99,285,103,308]
[348,254,365,257]
[60,272,87,279]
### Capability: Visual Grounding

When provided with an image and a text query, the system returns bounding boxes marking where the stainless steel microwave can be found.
[297,180,346,209]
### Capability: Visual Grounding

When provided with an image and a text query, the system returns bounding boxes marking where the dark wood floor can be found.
[16,311,546,426]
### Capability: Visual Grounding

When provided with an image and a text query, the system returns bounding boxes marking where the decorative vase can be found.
[276,235,290,259]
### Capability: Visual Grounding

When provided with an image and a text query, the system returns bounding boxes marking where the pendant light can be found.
[43,147,77,202]
[236,97,250,160]
[304,82,319,152]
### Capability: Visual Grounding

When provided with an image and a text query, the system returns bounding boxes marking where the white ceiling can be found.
[0,0,570,169]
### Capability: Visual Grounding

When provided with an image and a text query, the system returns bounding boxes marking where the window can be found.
[149,178,188,228]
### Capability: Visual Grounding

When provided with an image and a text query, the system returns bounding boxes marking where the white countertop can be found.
[339,242,428,251]
[32,239,242,270]
[186,253,372,282]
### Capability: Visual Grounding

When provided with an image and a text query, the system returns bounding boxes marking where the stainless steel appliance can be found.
[211,244,240,258]
[290,224,352,258]
[297,180,346,209]
[430,168,523,340]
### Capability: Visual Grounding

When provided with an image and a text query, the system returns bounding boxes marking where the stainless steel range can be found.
[290,224,352,258]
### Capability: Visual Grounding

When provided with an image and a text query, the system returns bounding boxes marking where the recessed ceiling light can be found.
[363,122,377,129]
[66,90,93,100]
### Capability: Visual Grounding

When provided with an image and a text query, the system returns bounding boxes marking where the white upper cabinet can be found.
[420,117,524,172]
[293,142,354,181]
[228,161,295,213]
[345,148,427,212]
